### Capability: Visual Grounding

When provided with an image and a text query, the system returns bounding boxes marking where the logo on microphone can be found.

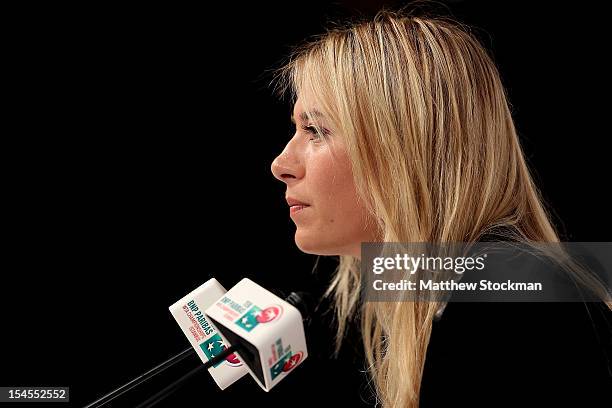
[270,350,304,380]
[201,333,243,368]
[282,351,303,372]
[235,304,283,332]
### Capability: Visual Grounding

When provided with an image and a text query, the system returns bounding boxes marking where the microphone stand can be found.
[84,344,240,408]
[84,290,312,408]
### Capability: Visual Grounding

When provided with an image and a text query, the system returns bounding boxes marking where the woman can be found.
[270,8,610,407]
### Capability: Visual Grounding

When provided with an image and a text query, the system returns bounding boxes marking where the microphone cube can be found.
[204,278,308,391]
[169,278,249,390]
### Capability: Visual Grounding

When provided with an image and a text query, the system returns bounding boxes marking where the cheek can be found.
[294,146,376,256]
[309,151,365,229]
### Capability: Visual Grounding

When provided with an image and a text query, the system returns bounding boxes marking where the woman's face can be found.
[271,95,378,258]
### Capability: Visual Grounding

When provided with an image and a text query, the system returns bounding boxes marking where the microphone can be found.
[169,278,250,390]
[84,279,313,408]
[204,278,310,392]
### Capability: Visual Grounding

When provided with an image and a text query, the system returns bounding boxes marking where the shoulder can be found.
[420,302,611,405]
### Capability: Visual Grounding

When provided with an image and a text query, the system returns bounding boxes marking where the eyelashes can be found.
[302,125,320,139]
[293,123,329,141]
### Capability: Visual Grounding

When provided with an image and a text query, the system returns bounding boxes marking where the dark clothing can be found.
[420,301,611,406]
[167,297,611,407]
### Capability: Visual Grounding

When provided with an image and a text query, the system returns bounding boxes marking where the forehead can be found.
[291,108,326,123]
[291,97,326,123]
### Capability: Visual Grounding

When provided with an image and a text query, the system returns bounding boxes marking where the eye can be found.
[301,124,327,141]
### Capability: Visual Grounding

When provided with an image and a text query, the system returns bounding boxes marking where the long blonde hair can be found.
[270,7,611,407]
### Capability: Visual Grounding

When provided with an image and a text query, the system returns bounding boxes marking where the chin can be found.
[294,231,327,255]
[294,236,322,255]
[294,231,353,257]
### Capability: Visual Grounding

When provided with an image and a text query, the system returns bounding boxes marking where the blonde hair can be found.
[270,6,611,407]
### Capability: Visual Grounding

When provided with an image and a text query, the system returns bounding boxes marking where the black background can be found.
[1,1,610,407]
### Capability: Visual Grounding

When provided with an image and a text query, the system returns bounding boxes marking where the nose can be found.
[271,141,304,184]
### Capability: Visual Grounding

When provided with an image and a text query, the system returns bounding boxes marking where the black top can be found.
[163,297,611,407]
[420,301,611,406]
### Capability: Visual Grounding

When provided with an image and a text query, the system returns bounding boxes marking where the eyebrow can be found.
[290,109,325,124]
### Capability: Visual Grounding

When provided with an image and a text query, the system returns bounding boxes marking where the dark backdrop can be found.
[1,1,610,407]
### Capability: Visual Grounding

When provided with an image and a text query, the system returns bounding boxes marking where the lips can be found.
[286,196,310,215]
[286,196,310,208]
[289,205,308,215]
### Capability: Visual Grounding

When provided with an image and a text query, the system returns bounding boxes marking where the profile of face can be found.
[271,93,378,258]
